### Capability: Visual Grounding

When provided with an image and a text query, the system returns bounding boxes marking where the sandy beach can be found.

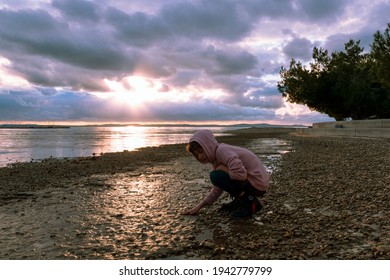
[0,130,389,260]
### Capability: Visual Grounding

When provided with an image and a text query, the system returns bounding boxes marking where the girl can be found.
[182,130,270,219]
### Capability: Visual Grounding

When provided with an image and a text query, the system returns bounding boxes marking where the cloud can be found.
[0,8,138,73]
[242,0,350,24]
[205,48,259,76]
[296,0,349,22]
[0,0,389,125]
[161,0,251,41]
[0,88,270,123]
[282,36,314,61]
[145,99,277,122]
[52,0,101,22]
[105,7,170,48]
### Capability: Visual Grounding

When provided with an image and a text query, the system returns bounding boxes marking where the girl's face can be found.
[192,148,208,164]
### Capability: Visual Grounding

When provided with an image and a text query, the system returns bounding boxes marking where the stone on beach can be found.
[0,131,389,259]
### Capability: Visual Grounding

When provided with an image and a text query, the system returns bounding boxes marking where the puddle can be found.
[246,138,293,173]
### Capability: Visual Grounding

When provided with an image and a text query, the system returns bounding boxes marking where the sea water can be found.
[0,126,232,167]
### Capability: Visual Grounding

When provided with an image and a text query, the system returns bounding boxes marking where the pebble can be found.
[0,134,389,260]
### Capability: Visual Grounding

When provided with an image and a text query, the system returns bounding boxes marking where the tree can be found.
[278,24,390,120]
[369,23,390,119]
[371,23,390,88]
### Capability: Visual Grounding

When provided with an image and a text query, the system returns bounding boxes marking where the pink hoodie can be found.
[190,130,270,205]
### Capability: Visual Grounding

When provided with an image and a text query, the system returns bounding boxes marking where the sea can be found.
[0,125,238,167]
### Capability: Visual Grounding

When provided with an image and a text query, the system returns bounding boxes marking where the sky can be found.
[0,0,389,125]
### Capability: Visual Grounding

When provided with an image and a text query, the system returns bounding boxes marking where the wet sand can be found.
[0,130,389,259]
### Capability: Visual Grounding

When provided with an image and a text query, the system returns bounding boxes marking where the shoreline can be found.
[1,131,389,259]
[0,130,284,203]
[0,126,296,168]
[0,125,70,129]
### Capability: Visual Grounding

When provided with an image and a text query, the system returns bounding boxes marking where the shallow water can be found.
[245,138,293,173]
[0,126,230,167]
[0,138,292,259]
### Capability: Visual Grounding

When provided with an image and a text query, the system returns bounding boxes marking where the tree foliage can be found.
[278,23,390,121]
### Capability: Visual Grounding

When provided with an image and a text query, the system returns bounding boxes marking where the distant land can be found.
[77,123,308,128]
[0,123,307,129]
[0,124,70,129]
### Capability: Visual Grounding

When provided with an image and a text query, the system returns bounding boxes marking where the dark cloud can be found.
[0,0,388,124]
[106,0,253,47]
[205,48,259,76]
[105,7,171,48]
[146,99,277,122]
[0,8,138,72]
[165,44,259,77]
[8,56,111,91]
[283,36,314,61]
[296,0,349,22]
[161,0,251,41]
[242,0,349,23]
[242,0,296,19]
[52,0,101,22]
[0,8,63,37]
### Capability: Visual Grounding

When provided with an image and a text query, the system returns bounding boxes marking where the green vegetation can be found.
[278,23,390,121]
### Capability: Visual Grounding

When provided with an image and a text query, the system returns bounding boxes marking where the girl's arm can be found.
[181,186,223,215]
[181,200,209,215]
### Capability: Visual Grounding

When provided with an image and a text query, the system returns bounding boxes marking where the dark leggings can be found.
[210,170,266,198]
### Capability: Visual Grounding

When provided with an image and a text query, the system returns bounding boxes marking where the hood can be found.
[189,130,219,165]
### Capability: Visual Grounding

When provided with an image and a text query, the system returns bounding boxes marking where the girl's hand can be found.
[181,201,208,215]
[181,203,204,215]
[181,207,199,215]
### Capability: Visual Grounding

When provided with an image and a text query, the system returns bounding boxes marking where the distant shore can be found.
[1,129,389,259]
[0,123,306,130]
[0,124,70,129]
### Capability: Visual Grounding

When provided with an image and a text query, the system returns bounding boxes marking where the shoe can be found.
[230,195,262,219]
[218,197,242,213]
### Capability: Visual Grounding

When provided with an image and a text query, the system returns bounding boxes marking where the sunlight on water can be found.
[246,138,293,173]
[102,126,149,152]
[0,126,228,167]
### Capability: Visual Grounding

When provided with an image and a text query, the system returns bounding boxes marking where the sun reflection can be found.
[97,126,151,153]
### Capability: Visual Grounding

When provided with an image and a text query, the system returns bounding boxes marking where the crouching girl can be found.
[182,130,270,219]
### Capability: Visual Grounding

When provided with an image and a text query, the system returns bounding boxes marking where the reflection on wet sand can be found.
[2,134,389,260]
[0,137,291,259]
[74,138,292,259]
